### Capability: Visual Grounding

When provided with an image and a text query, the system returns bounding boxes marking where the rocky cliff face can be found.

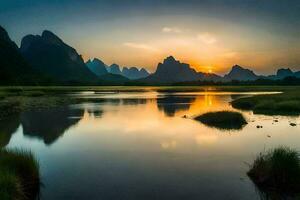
[122,67,149,79]
[142,56,220,83]
[224,65,258,81]
[20,30,98,83]
[86,58,108,76]
[0,26,45,85]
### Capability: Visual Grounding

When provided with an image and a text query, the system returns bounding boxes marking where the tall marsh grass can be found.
[248,147,300,194]
[0,149,40,200]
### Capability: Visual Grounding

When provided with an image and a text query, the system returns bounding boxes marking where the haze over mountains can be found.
[0,25,299,85]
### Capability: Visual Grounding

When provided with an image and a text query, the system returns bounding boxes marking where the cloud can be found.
[221,51,237,58]
[123,42,159,52]
[162,27,182,33]
[197,33,217,44]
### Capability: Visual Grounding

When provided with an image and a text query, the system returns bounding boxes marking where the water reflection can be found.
[4,90,300,200]
[122,98,147,105]
[157,95,196,116]
[20,107,84,145]
[0,115,19,147]
[87,108,103,118]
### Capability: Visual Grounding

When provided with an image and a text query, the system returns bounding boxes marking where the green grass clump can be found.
[0,172,24,200]
[248,147,300,194]
[0,149,40,200]
[231,92,300,115]
[194,111,247,130]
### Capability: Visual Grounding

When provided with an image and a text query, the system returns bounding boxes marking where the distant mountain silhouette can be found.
[87,57,149,80]
[20,30,98,83]
[122,67,149,80]
[224,65,259,81]
[2,26,300,86]
[268,68,300,80]
[141,56,221,83]
[277,68,294,78]
[0,26,48,85]
[86,58,108,76]
[108,64,122,75]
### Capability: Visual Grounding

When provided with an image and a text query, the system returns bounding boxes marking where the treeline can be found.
[171,76,300,86]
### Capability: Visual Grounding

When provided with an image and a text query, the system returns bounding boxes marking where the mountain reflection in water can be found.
[3,91,300,200]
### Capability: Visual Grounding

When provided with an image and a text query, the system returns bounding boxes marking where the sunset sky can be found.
[1,0,300,74]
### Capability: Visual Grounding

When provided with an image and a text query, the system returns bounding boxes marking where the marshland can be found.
[0,86,299,199]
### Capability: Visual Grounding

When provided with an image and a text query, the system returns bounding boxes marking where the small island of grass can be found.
[231,92,300,116]
[194,111,247,130]
[248,147,300,196]
[0,149,40,200]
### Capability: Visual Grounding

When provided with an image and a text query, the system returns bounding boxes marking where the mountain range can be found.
[86,59,149,80]
[0,25,299,85]
[0,26,48,85]
[141,56,300,83]
[142,56,221,83]
[20,30,99,83]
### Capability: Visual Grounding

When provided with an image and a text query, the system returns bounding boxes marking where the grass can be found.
[248,147,300,196]
[0,85,298,119]
[194,111,247,130]
[0,149,40,200]
[231,91,300,115]
[0,172,24,200]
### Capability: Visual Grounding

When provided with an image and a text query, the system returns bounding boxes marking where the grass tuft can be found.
[0,149,40,200]
[194,111,247,130]
[232,92,300,115]
[0,172,24,200]
[248,147,300,194]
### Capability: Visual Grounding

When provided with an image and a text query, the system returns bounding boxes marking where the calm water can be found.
[2,90,300,200]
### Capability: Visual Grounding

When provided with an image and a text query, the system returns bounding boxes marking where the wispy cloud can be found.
[221,51,237,58]
[162,27,182,33]
[123,42,159,52]
[197,33,217,44]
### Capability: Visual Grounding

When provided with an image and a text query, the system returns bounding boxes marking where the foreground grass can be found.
[248,147,300,197]
[0,149,40,200]
[194,111,247,130]
[231,91,300,115]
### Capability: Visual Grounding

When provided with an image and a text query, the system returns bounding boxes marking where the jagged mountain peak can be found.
[0,26,12,43]
[110,63,120,67]
[163,56,178,64]
[86,58,108,77]
[276,68,294,77]
[143,56,221,83]
[41,30,63,44]
[231,65,244,70]
[20,30,98,82]
[224,64,258,81]
[109,63,122,75]
[121,66,149,79]
[92,58,105,65]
